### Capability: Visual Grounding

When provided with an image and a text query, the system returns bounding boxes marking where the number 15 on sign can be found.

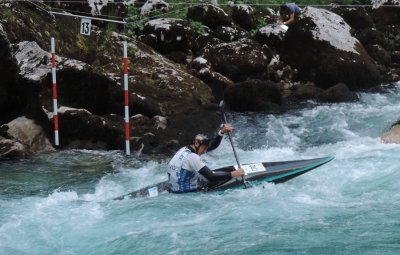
[80,18,91,36]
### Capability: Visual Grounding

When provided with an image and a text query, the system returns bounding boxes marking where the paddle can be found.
[219,100,247,185]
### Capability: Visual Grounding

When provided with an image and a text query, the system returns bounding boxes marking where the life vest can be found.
[167,147,206,192]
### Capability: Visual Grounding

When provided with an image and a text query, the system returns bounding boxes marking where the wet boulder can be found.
[255,24,288,51]
[138,34,158,50]
[318,83,359,103]
[190,57,211,70]
[224,79,283,112]
[382,120,400,144]
[53,107,124,150]
[231,4,257,30]
[141,18,194,54]
[196,67,234,102]
[355,28,385,46]
[370,3,400,26]
[212,25,248,42]
[332,7,374,30]
[0,116,54,155]
[187,4,232,29]
[128,42,221,154]
[12,41,88,84]
[164,51,191,64]
[383,68,400,82]
[140,0,169,16]
[365,44,391,66]
[192,34,223,54]
[0,137,27,159]
[289,82,324,101]
[202,38,270,82]
[269,60,299,85]
[12,40,160,119]
[281,7,380,90]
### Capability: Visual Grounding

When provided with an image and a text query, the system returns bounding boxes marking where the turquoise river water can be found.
[1,83,400,254]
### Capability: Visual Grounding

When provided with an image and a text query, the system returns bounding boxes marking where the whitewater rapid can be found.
[1,83,400,254]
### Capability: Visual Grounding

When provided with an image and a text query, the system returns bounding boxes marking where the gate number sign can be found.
[80,18,91,36]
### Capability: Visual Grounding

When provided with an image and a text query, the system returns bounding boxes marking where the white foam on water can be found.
[1,83,400,254]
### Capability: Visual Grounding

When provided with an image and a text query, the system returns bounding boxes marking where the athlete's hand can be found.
[231,168,245,177]
[220,123,233,134]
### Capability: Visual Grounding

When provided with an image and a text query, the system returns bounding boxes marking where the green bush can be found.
[126,6,149,38]
[190,20,207,35]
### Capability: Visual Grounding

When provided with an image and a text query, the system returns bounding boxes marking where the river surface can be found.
[1,83,400,254]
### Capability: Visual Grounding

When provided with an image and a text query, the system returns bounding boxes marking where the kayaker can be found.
[167,124,245,193]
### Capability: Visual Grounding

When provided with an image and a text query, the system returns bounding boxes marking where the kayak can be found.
[115,156,334,199]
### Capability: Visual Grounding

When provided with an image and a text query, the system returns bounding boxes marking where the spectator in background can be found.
[277,3,301,26]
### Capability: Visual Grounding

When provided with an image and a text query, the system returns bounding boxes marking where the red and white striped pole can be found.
[123,41,130,155]
[51,37,59,146]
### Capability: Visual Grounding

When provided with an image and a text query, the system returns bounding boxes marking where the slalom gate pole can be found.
[51,37,59,146]
[123,41,131,155]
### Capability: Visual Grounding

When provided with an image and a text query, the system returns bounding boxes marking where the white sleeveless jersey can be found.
[167,147,206,192]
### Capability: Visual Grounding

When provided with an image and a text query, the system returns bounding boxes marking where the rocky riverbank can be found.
[0,1,399,159]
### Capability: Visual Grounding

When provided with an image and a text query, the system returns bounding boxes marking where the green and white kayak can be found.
[115,156,334,199]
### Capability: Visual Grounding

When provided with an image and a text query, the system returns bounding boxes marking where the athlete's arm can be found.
[207,134,223,152]
[284,13,295,25]
[199,165,232,181]
[208,124,233,151]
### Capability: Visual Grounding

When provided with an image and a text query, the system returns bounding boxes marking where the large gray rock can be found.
[212,25,248,42]
[192,34,223,54]
[203,38,270,82]
[332,7,374,30]
[141,18,194,54]
[370,2,400,26]
[319,83,359,103]
[365,44,391,66]
[0,137,27,158]
[52,107,123,150]
[0,116,54,155]
[12,41,87,84]
[382,122,400,144]
[281,7,380,89]
[140,0,169,16]
[355,28,385,47]
[224,79,283,112]
[255,24,288,51]
[196,67,234,102]
[231,4,257,30]
[289,82,324,101]
[187,4,232,29]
